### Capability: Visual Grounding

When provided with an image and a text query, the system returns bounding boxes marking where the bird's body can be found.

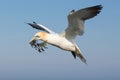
[27,5,103,64]
[43,32,75,51]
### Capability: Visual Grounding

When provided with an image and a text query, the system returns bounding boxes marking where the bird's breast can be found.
[46,34,75,51]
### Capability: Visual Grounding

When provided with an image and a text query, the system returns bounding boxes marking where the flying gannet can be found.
[27,5,102,64]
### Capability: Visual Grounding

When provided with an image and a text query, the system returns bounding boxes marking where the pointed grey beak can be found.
[29,37,37,46]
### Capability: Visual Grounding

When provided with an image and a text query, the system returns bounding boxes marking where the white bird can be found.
[27,5,102,64]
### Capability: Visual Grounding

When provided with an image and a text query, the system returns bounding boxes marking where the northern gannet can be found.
[27,5,102,64]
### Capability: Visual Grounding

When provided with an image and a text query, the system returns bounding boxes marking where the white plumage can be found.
[27,5,102,64]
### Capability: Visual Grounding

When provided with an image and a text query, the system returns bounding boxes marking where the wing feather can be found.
[61,5,102,40]
[27,22,55,34]
[75,5,102,20]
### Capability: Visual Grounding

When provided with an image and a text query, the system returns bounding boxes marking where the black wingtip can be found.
[94,5,103,10]
[71,51,76,59]
[33,21,37,24]
[94,4,103,7]
[26,21,43,30]
[26,22,32,26]
[26,21,37,25]
[98,5,103,8]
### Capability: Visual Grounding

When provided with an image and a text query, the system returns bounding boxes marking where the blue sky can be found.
[0,0,120,80]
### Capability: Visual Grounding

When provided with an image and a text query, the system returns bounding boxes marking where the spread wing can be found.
[27,22,55,34]
[60,5,102,40]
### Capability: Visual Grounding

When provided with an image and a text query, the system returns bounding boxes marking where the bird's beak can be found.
[29,37,38,46]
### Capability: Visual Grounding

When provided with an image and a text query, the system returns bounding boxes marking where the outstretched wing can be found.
[61,5,102,40]
[27,22,55,34]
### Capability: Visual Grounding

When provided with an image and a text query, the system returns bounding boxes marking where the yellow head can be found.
[29,32,48,45]
[34,32,47,40]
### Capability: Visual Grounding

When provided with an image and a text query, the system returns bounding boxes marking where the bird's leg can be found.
[36,41,48,52]
[30,40,48,52]
[40,47,45,51]
[42,41,48,49]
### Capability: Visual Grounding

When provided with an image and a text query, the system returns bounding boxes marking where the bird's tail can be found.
[71,45,87,64]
